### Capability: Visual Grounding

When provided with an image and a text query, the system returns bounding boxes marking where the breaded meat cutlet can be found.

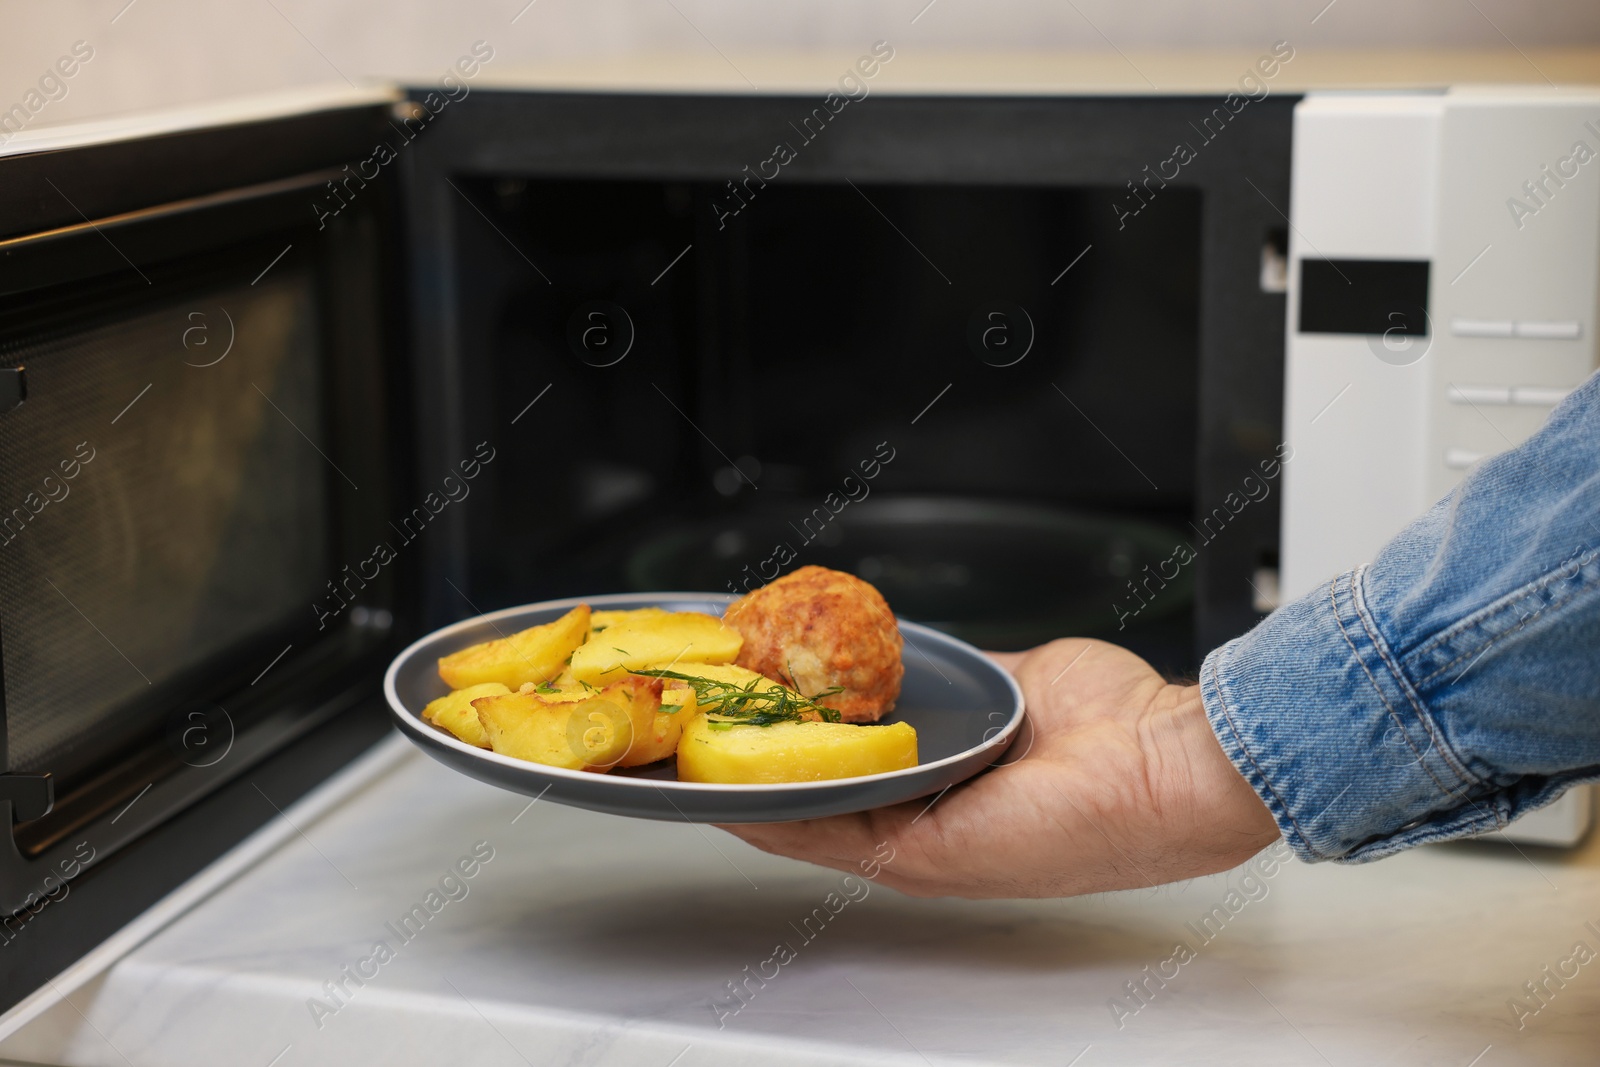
[724,565,904,723]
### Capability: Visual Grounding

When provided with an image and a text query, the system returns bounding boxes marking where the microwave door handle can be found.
[0,771,56,917]
[0,627,53,821]
[0,774,53,823]
[0,629,55,914]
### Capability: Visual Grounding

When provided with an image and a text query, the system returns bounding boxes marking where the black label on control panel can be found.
[1298,258,1430,336]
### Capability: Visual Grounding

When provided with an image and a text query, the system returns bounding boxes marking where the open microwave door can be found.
[0,85,415,1015]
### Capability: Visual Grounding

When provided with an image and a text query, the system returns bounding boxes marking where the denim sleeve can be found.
[1201,369,1600,863]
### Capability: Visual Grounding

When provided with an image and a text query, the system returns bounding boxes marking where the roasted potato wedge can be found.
[589,607,669,632]
[473,676,662,771]
[676,715,918,784]
[617,699,691,767]
[515,680,590,704]
[660,682,695,713]
[422,682,512,748]
[438,604,590,690]
[569,611,742,685]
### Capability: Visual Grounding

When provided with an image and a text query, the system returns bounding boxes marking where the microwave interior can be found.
[409,91,1294,680]
[449,176,1205,668]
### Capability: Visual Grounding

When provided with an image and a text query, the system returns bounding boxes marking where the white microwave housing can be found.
[1281,87,1600,847]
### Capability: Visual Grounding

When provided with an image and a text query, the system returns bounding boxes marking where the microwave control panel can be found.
[1281,87,1600,596]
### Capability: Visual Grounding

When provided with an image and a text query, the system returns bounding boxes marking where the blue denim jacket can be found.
[1202,369,1600,863]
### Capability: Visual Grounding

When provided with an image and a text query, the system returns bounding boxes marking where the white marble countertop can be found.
[5,734,1600,1067]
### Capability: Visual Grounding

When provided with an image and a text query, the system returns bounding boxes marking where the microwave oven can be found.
[0,77,1593,1019]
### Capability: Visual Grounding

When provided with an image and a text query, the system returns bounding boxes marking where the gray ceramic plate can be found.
[383,593,1025,823]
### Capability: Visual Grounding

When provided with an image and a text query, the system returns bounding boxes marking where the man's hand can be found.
[720,639,1280,899]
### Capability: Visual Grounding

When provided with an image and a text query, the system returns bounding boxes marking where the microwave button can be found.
[1512,320,1581,340]
[1447,384,1511,405]
[1511,385,1574,406]
[1450,318,1514,338]
[1444,447,1484,470]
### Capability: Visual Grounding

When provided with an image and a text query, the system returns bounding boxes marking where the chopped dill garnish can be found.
[633,668,843,727]
[535,681,560,695]
[613,647,630,655]
[591,624,608,632]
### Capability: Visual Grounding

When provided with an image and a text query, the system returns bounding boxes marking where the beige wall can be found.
[3,0,1600,128]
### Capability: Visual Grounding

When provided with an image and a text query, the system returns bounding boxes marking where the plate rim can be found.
[382,591,1026,794]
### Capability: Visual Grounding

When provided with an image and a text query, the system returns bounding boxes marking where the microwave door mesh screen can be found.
[0,274,330,782]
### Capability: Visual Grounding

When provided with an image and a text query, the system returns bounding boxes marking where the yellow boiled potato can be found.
[422,683,511,748]
[570,611,742,685]
[437,605,590,690]
[676,715,918,784]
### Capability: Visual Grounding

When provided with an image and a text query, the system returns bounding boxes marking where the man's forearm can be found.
[1201,370,1600,863]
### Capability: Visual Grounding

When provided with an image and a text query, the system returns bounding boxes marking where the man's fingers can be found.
[718,785,972,880]
[718,821,962,896]
[717,811,881,870]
